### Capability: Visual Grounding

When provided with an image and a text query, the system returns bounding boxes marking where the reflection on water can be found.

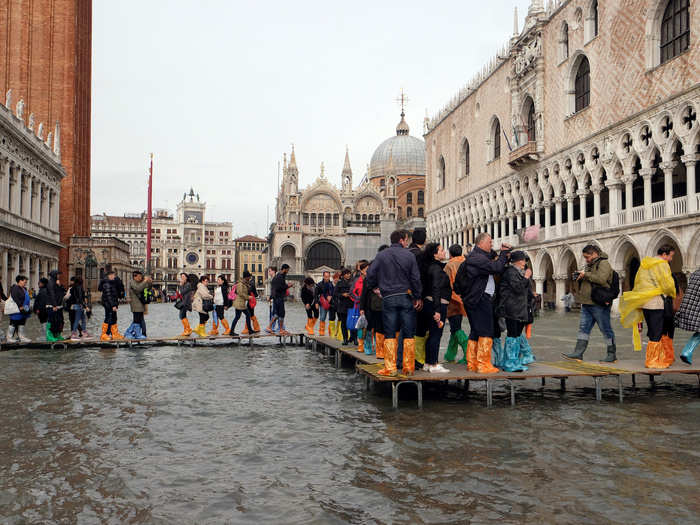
[1,304,699,523]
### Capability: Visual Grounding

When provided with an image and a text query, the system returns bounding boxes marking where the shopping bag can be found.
[346,307,360,330]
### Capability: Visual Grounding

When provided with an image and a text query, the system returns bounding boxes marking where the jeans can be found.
[319,306,329,322]
[578,304,615,344]
[382,294,416,339]
[448,315,463,335]
[232,308,252,333]
[71,305,86,332]
[272,297,285,319]
[426,302,447,365]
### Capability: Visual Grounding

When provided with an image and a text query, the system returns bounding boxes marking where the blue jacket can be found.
[9,285,31,321]
[454,246,510,309]
[365,243,422,299]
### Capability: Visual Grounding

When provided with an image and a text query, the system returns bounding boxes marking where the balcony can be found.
[508,141,540,168]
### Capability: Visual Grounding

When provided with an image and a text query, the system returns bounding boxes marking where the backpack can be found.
[227,283,237,302]
[140,287,154,305]
[591,270,620,307]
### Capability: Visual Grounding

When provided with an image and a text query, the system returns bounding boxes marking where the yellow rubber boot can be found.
[100,323,111,341]
[194,324,207,338]
[208,320,219,336]
[414,335,427,366]
[328,321,335,338]
[221,318,231,335]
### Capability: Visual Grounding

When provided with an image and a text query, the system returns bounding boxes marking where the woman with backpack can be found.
[230,271,254,336]
[333,268,355,346]
[6,275,32,343]
[192,275,214,338]
[176,272,195,337]
[125,270,152,339]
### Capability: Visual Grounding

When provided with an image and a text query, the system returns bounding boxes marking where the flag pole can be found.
[146,153,153,274]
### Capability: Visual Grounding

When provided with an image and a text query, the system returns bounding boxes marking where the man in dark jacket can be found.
[45,269,65,341]
[315,271,334,336]
[266,264,291,335]
[98,269,124,341]
[409,228,429,369]
[454,232,511,373]
[365,230,422,376]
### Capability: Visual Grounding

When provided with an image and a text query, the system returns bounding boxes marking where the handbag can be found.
[319,295,330,310]
[355,313,367,330]
[248,294,257,309]
[202,299,214,312]
[228,284,237,302]
[174,299,183,310]
[346,306,360,330]
[4,296,19,315]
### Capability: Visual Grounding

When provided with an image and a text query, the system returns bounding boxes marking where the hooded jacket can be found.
[98,277,120,309]
[33,286,49,323]
[46,270,62,308]
[498,265,534,322]
[364,243,422,299]
[575,252,613,306]
[620,256,675,350]
[454,246,510,309]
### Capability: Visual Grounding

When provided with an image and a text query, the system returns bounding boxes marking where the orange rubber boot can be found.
[252,316,261,332]
[466,339,478,372]
[660,335,675,367]
[476,337,499,373]
[180,318,192,337]
[100,323,111,341]
[375,332,385,359]
[307,318,316,336]
[242,323,250,335]
[402,338,416,376]
[645,340,665,368]
[377,338,398,377]
[110,324,124,341]
[319,321,326,336]
[208,320,219,336]
[220,318,231,335]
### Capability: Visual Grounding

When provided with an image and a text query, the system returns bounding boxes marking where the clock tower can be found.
[177,188,206,269]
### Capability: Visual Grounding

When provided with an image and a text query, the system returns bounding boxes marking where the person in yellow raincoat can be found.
[619,245,676,368]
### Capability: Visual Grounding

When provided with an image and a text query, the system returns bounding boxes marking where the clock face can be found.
[185,211,202,224]
[186,252,199,265]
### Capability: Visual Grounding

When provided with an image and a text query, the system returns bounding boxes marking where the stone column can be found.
[534,278,544,297]
[683,157,697,213]
[640,168,654,216]
[578,190,587,224]
[554,197,563,238]
[508,214,514,242]
[12,251,20,281]
[9,167,19,215]
[607,182,620,227]
[554,274,568,312]
[623,175,634,224]
[524,208,531,228]
[544,202,551,240]
[32,255,39,288]
[40,185,48,227]
[661,162,675,216]
[591,185,602,230]
[31,179,39,223]
[1,249,8,291]
[566,195,575,234]
[516,212,522,231]
[500,218,506,242]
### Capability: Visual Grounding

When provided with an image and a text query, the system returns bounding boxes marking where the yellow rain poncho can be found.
[619,257,676,351]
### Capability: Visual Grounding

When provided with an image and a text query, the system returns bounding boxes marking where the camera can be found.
[572,271,582,280]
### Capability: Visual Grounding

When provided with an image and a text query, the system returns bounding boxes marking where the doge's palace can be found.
[425,0,699,310]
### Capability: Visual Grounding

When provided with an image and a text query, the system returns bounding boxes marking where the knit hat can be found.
[510,250,527,263]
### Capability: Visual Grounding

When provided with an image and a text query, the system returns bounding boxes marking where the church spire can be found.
[342,146,353,192]
[395,89,410,136]
[342,145,352,175]
[289,144,297,170]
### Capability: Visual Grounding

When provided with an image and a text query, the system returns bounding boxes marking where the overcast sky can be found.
[91,0,532,237]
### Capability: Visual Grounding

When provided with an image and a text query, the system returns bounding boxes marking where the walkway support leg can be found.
[417,382,423,409]
[486,380,493,407]
[594,376,602,401]
[392,383,398,409]
[618,375,623,403]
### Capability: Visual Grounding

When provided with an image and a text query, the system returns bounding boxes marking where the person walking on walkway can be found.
[454,233,511,373]
[6,275,32,343]
[360,252,385,358]
[443,244,468,364]
[316,271,333,336]
[333,268,355,345]
[302,277,319,336]
[497,251,534,372]
[68,276,89,340]
[351,262,369,352]
[563,245,617,362]
[242,281,261,335]
[409,228,428,369]
[32,277,49,341]
[0,276,6,342]
[266,264,291,336]
[210,275,231,335]
[620,245,677,368]
[192,275,214,338]
[125,271,152,339]
[421,243,451,373]
[45,270,66,341]
[176,272,195,337]
[98,270,123,341]
[676,268,700,364]
[365,230,423,377]
[330,272,342,341]
[230,271,254,336]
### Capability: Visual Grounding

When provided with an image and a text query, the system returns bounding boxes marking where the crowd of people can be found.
[1,232,699,372]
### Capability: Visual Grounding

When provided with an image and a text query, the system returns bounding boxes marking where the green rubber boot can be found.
[46,322,58,342]
[443,333,459,363]
[455,330,469,364]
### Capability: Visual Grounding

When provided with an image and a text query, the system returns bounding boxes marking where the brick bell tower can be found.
[0,0,93,275]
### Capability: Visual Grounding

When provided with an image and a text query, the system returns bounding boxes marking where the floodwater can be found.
[1,302,699,524]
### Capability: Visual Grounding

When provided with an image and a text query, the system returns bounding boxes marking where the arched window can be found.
[417,190,424,204]
[661,0,690,64]
[561,22,569,60]
[462,139,470,177]
[585,0,599,41]
[438,156,446,190]
[418,207,424,217]
[575,56,591,112]
[406,192,413,204]
[526,100,536,141]
[493,120,501,159]
[407,207,413,218]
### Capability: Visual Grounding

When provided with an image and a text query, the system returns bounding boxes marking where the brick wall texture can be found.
[0,0,92,275]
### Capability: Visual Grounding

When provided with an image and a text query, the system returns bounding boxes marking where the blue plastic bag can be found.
[346,307,360,331]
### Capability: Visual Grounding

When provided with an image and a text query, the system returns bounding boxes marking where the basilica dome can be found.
[369,112,425,180]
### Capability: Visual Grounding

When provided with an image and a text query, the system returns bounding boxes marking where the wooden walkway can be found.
[306,335,700,408]
[0,332,306,351]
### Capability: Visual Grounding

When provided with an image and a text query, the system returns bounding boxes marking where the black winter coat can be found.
[98,278,120,309]
[333,279,353,314]
[46,270,62,308]
[33,287,49,323]
[497,266,534,322]
[425,260,452,305]
[454,247,511,309]
[301,286,316,306]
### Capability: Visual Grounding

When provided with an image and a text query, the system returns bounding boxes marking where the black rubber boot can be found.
[601,343,617,363]
[562,339,588,360]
